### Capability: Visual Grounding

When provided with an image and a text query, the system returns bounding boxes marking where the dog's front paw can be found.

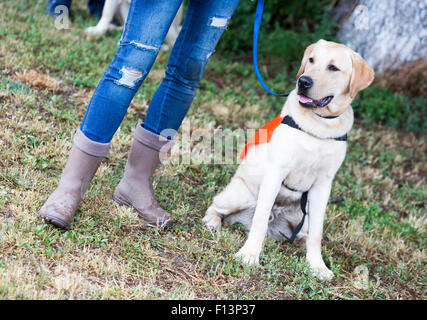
[85,26,107,35]
[310,265,334,281]
[235,246,260,266]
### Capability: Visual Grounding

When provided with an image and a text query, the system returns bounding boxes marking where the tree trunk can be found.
[336,0,427,74]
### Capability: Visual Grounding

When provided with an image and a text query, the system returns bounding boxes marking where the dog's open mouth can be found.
[298,94,333,108]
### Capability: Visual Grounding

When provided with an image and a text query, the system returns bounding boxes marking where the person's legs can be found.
[46,0,72,16]
[46,0,104,19]
[114,0,241,226]
[39,0,183,229]
[87,0,105,19]
[143,0,241,137]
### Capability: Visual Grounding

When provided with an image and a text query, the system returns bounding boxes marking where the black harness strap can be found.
[281,115,347,243]
[281,115,348,142]
[288,191,308,243]
[281,115,303,131]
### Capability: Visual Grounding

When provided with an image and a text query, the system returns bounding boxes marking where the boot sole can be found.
[112,194,174,228]
[38,212,70,230]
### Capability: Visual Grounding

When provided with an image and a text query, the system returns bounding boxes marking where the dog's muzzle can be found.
[297,76,333,109]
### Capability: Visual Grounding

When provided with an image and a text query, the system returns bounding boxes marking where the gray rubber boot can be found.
[113,124,174,228]
[38,129,110,229]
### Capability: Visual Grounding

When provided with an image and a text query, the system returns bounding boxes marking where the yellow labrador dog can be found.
[203,39,374,280]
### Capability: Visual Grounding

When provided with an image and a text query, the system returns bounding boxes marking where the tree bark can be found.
[336,0,427,74]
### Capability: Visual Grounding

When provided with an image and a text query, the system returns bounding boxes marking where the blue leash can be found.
[253,0,289,97]
[254,1,308,243]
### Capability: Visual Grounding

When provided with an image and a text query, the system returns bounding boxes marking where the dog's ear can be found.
[296,43,317,79]
[349,52,375,98]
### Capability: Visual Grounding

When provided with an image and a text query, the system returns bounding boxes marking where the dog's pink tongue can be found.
[298,95,313,103]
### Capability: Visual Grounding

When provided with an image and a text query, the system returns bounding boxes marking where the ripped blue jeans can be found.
[80,0,240,143]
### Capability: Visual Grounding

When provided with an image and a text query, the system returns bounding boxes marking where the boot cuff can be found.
[73,129,110,157]
[134,123,174,152]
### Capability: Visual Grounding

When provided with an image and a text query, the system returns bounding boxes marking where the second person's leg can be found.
[87,0,105,19]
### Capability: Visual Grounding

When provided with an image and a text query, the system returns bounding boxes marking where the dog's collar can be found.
[312,109,347,119]
[314,113,339,119]
[281,116,347,141]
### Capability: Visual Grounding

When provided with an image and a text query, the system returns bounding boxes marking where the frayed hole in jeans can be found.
[116,67,143,88]
[129,41,160,52]
[210,17,228,28]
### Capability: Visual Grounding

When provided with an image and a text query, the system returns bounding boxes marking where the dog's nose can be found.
[298,76,313,90]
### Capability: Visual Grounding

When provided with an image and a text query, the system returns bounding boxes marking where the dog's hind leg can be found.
[203,176,256,231]
[163,3,183,51]
[85,0,120,35]
[119,1,130,22]
[203,206,223,231]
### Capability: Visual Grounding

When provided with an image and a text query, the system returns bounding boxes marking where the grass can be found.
[0,0,426,300]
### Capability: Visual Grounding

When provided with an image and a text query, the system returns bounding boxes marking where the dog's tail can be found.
[224,204,307,243]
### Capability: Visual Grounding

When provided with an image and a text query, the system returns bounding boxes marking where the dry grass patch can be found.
[16,70,61,92]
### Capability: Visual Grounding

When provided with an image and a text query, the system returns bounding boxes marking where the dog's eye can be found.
[328,64,339,71]
[309,57,314,63]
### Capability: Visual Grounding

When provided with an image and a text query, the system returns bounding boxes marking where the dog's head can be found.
[296,39,374,114]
